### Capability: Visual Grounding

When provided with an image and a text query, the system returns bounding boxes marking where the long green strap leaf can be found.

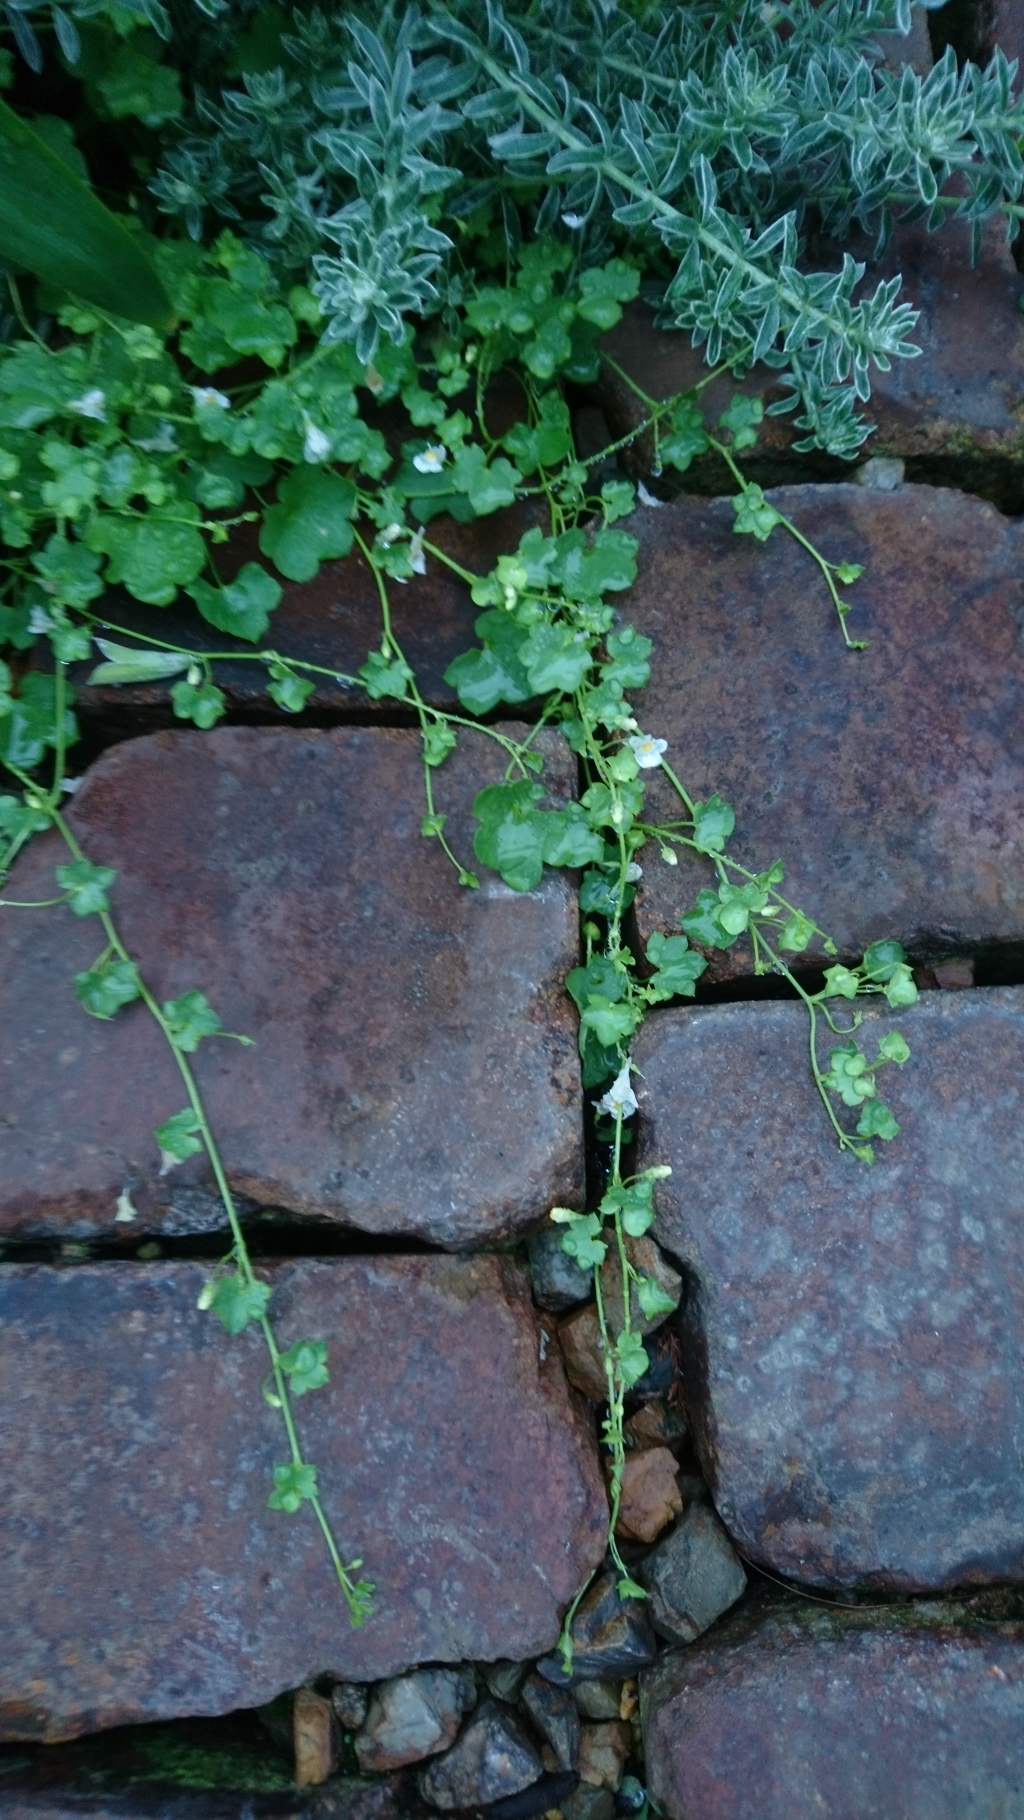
[0,99,172,328]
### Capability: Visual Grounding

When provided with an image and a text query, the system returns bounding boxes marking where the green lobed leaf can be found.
[822,1040,875,1106]
[267,1461,319,1512]
[645,931,707,998]
[519,622,593,696]
[259,469,356,582]
[56,858,115,917]
[423,722,457,767]
[690,793,735,855]
[154,1108,203,1169]
[86,512,207,608]
[636,1276,678,1321]
[199,1272,271,1335]
[732,484,783,541]
[614,1330,649,1388]
[267,665,316,713]
[74,958,141,1019]
[279,1339,329,1395]
[162,989,222,1052]
[1,673,77,769]
[171,678,226,729]
[877,1030,910,1064]
[558,1212,608,1272]
[856,1098,900,1140]
[189,564,282,644]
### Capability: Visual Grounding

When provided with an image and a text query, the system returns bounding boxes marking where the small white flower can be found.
[637,481,663,509]
[413,443,447,474]
[628,732,668,769]
[60,776,82,794]
[135,423,177,453]
[189,385,230,411]
[68,388,106,421]
[115,1187,137,1223]
[303,418,332,463]
[562,212,586,229]
[409,529,426,575]
[596,1062,639,1121]
[625,860,643,882]
[378,523,405,546]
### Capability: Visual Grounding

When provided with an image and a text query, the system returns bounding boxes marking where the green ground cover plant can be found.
[0,0,1014,1653]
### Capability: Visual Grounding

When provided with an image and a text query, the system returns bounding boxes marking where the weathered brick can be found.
[621,485,1024,981]
[0,1255,607,1741]
[634,987,1024,1591]
[985,0,1024,66]
[643,1595,1024,1820]
[0,725,580,1245]
[597,215,1024,501]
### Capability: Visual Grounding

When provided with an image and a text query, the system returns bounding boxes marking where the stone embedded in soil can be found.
[637,1505,747,1646]
[621,485,1024,982]
[0,724,581,1246]
[537,1573,658,1687]
[643,1596,1024,1820]
[46,511,524,730]
[330,1681,369,1731]
[614,1446,683,1545]
[622,1399,689,1456]
[354,1668,475,1773]
[480,1661,530,1705]
[521,1674,580,1773]
[293,1688,339,1787]
[416,1699,543,1811]
[0,1254,607,1742]
[528,1225,593,1313]
[634,986,1024,1591]
[599,1237,682,1337]
[573,1681,624,1722]
[596,213,1024,495]
[558,1304,609,1402]
[577,1722,631,1793]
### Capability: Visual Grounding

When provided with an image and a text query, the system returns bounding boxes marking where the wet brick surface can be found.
[634,987,1024,1591]
[643,1595,1024,1820]
[621,485,1024,982]
[42,512,525,734]
[0,1255,607,1741]
[0,725,581,1245]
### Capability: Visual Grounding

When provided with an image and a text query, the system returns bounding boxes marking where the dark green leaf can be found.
[162,989,221,1052]
[645,930,707,998]
[856,1098,900,1140]
[0,98,171,327]
[279,1339,329,1395]
[259,469,356,582]
[199,1272,270,1335]
[189,564,281,644]
[56,858,115,917]
[267,1461,318,1512]
[691,793,735,855]
[75,957,141,1018]
[171,678,226,729]
[154,1108,202,1168]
